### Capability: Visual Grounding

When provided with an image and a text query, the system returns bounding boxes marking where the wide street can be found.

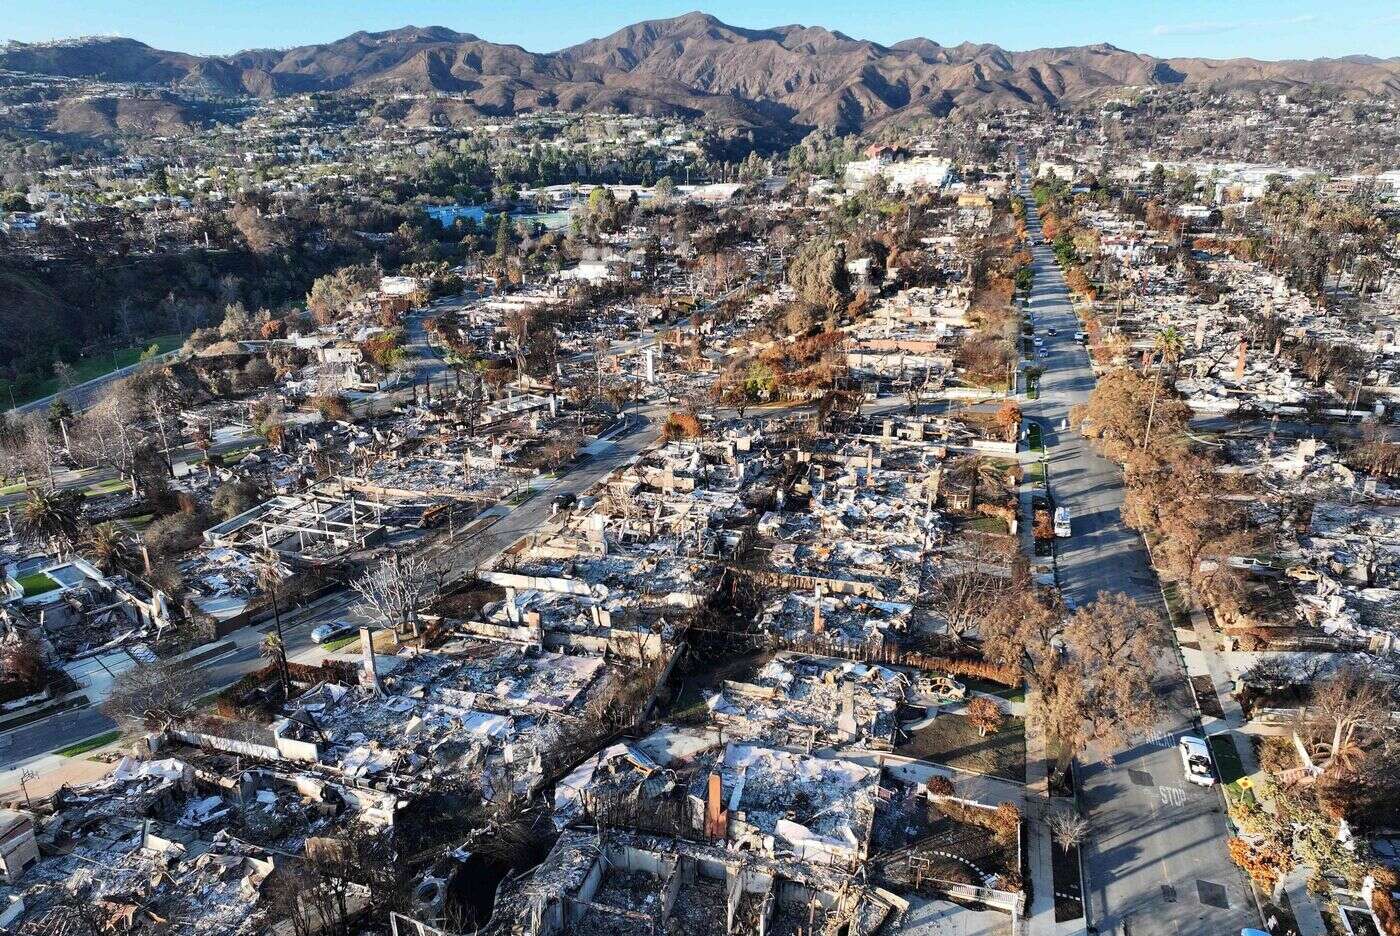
[1017,160,1256,936]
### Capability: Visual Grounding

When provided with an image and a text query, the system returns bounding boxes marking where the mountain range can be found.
[4,12,1399,135]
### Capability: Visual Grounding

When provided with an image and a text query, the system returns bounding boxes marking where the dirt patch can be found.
[898,711,1026,782]
[1049,835,1084,923]
[872,784,1019,889]
[662,650,774,722]
[1190,675,1225,718]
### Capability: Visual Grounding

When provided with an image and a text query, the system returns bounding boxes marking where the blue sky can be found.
[6,1,1399,59]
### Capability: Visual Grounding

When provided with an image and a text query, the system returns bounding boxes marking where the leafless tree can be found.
[1305,663,1395,774]
[102,658,207,730]
[69,387,147,495]
[926,531,1024,642]
[352,554,432,637]
[263,858,357,936]
[0,412,55,490]
[1047,809,1090,852]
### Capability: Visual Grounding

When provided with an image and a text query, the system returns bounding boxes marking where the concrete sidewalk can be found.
[893,896,1013,935]
[1023,693,1085,936]
[0,736,126,804]
[1174,598,1266,797]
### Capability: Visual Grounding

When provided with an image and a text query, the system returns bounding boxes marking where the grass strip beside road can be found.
[55,729,122,758]
[320,634,361,653]
[83,478,130,498]
[1161,582,1190,628]
[12,334,184,406]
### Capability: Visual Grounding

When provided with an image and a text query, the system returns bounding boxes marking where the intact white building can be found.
[1037,162,1076,182]
[845,156,953,192]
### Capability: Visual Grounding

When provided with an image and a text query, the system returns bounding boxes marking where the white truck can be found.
[1053,506,1072,538]
[1179,736,1217,787]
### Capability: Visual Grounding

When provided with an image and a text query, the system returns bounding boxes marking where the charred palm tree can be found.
[83,521,134,575]
[254,549,291,697]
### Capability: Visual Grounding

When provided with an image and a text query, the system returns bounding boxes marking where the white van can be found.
[1179,736,1216,786]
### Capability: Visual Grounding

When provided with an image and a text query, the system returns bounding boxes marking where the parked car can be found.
[1046,327,1057,336]
[312,621,358,645]
[552,492,578,511]
[1074,331,1087,343]
[1179,736,1216,786]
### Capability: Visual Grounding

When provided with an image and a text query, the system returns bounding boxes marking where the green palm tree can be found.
[260,633,287,684]
[1353,255,1382,297]
[1154,326,1185,374]
[18,488,83,553]
[1143,327,1186,451]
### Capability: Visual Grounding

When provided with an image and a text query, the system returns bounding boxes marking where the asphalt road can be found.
[1017,162,1257,936]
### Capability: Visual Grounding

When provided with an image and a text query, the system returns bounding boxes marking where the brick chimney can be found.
[704,772,728,840]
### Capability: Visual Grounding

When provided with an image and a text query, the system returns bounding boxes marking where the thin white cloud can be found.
[1153,14,1317,37]
[1153,21,1237,37]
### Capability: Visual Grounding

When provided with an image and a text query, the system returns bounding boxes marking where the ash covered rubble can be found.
[0,752,389,935]
[0,551,173,665]
[176,482,430,631]
[842,284,973,380]
[702,653,908,751]
[695,742,881,870]
[747,440,948,646]
[273,637,613,798]
[490,829,905,936]
[1205,435,1400,656]
[1079,207,1400,418]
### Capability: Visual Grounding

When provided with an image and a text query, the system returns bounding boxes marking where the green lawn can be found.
[1027,424,1044,450]
[56,729,123,757]
[506,489,537,506]
[1026,461,1046,484]
[966,516,1010,534]
[962,676,1026,701]
[15,572,60,597]
[321,634,361,653]
[14,334,184,406]
[83,478,130,498]
[216,444,261,462]
[1209,734,1247,786]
